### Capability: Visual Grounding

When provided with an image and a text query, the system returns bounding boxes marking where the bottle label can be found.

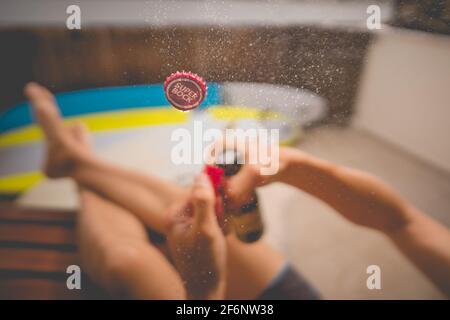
[231,210,264,234]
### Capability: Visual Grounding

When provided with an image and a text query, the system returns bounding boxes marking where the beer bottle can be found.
[216,149,264,243]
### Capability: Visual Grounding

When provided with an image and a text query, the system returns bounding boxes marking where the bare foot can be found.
[24,82,92,178]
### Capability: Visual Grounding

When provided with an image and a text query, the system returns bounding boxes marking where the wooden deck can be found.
[0,203,108,299]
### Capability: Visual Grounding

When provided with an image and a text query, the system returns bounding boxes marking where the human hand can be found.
[222,146,296,210]
[166,173,226,299]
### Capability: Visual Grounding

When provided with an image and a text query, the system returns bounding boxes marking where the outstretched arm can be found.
[227,147,450,296]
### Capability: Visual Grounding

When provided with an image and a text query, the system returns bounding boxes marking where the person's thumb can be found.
[192,172,217,228]
[224,165,260,208]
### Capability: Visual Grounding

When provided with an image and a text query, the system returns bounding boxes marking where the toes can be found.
[24,82,64,140]
[24,83,57,112]
[24,82,54,101]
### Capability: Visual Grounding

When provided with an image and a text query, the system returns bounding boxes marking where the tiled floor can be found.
[18,125,450,299]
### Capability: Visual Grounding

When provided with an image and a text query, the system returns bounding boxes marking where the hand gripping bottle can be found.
[216,149,264,243]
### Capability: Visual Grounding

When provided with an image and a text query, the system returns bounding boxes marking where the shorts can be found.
[257,264,321,300]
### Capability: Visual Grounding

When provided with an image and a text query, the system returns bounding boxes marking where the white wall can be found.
[354,28,450,173]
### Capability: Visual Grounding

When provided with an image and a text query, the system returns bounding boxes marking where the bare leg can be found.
[77,188,185,299]
[72,155,185,234]
[25,82,285,299]
[55,120,186,298]
[25,82,182,233]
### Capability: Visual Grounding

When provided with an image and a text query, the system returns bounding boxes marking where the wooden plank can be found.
[0,277,110,300]
[0,248,78,273]
[0,205,111,299]
[0,223,75,246]
[0,204,75,224]
[0,278,84,300]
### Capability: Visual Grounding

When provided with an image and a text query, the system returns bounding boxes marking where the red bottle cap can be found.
[164,71,207,111]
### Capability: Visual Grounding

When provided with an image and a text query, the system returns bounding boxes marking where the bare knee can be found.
[100,243,144,296]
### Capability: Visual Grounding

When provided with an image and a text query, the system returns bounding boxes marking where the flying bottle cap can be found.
[164,71,207,111]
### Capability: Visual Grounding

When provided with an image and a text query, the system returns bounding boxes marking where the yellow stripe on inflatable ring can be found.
[207,105,303,146]
[0,171,44,194]
[0,107,189,148]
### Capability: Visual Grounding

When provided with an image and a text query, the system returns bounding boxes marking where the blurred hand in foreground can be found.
[166,173,226,299]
